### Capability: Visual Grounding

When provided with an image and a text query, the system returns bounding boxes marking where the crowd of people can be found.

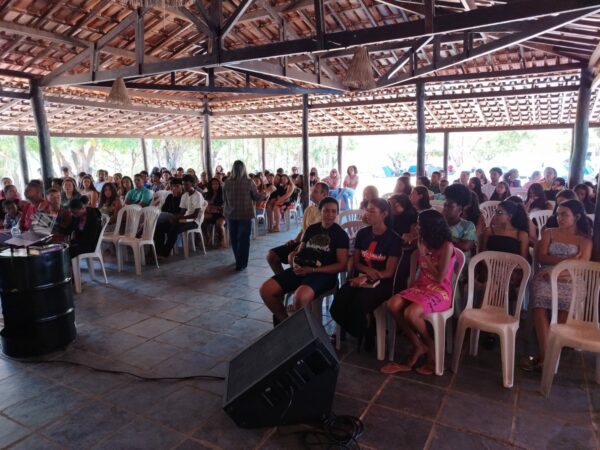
[1,161,596,375]
[259,165,598,376]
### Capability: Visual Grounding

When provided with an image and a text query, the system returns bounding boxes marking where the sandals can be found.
[415,364,434,376]
[380,362,413,374]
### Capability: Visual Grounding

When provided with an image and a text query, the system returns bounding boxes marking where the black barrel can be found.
[0,245,76,357]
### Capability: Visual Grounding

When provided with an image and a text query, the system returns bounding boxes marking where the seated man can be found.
[154,177,184,257]
[64,199,102,259]
[125,174,153,207]
[161,174,206,257]
[266,182,329,274]
[260,197,349,326]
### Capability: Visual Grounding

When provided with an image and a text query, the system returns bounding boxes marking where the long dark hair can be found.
[395,176,412,195]
[574,183,595,213]
[99,182,118,207]
[389,193,417,217]
[557,199,592,238]
[469,177,486,203]
[121,176,134,195]
[413,186,431,210]
[545,190,577,229]
[418,209,452,250]
[368,198,393,228]
[81,175,97,192]
[498,200,529,233]
[490,181,511,201]
[525,183,547,208]
[463,191,481,225]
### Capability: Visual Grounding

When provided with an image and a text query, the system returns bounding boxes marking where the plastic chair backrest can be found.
[529,210,553,239]
[94,220,110,254]
[110,205,127,236]
[467,251,531,320]
[338,209,364,224]
[341,220,367,239]
[140,206,161,240]
[550,260,600,329]
[122,204,142,238]
[431,200,444,212]
[154,190,170,209]
[511,188,528,200]
[407,247,466,311]
[587,213,595,224]
[479,201,500,226]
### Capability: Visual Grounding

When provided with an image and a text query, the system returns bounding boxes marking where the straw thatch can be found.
[343,47,376,91]
[107,77,131,106]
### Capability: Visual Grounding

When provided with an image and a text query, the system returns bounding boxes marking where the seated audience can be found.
[266,174,294,232]
[539,167,557,191]
[81,175,99,207]
[524,170,542,189]
[433,179,449,200]
[430,171,442,194]
[339,165,359,210]
[309,168,319,188]
[469,177,487,203]
[490,181,511,201]
[120,176,134,198]
[3,200,20,230]
[542,190,577,230]
[459,171,470,186]
[442,184,477,256]
[99,183,123,228]
[388,194,418,293]
[61,177,81,208]
[463,191,485,241]
[260,197,349,326]
[475,169,488,186]
[359,185,379,210]
[64,198,102,259]
[504,169,521,188]
[410,186,431,213]
[154,178,184,257]
[383,209,457,375]
[545,177,566,201]
[267,182,329,274]
[125,174,153,207]
[482,167,503,199]
[574,183,595,214]
[160,175,206,257]
[526,199,592,371]
[394,176,412,195]
[524,183,552,213]
[204,178,226,247]
[481,200,529,260]
[150,171,165,192]
[330,198,401,349]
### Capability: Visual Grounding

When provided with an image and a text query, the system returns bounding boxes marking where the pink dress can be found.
[399,247,457,313]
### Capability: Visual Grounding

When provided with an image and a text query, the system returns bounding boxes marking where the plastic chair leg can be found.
[117,244,123,272]
[499,330,516,388]
[469,328,480,356]
[71,258,82,294]
[199,231,206,254]
[98,257,108,284]
[182,233,190,259]
[540,336,562,397]
[373,305,387,361]
[452,320,467,374]
[151,245,159,269]
[133,246,142,275]
[446,318,454,354]
[431,316,446,376]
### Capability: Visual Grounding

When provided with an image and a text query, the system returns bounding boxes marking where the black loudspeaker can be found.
[224,307,339,428]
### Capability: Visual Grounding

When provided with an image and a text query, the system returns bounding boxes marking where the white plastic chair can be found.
[182,212,207,258]
[117,206,160,275]
[284,203,301,231]
[71,218,110,294]
[377,248,465,372]
[511,188,528,200]
[479,201,500,227]
[337,209,364,225]
[452,251,531,388]
[530,210,553,240]
[102,204,142,251]
[540,260,600,397]
[153,190,170,209]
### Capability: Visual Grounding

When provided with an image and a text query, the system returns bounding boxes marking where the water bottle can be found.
[10,219,21,238]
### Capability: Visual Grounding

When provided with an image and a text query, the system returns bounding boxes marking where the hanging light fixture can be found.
[107,77,131,106]
[343,47,376,91]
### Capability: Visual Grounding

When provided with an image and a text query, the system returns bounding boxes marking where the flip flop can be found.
[380,362,413,374]
[415,364,434,376]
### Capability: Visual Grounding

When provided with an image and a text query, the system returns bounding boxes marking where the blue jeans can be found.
[339,188,355,210]
[228,219,252,269]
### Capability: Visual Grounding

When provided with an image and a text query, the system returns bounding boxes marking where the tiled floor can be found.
[0,223,598,449]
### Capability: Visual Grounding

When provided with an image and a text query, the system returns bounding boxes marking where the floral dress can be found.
[399,247,457,313]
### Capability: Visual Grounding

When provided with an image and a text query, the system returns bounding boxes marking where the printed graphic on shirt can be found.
[361,241,387,267]
[305,233,331,253]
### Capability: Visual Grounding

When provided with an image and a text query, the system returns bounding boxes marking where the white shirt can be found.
[179,190,206,217]
[94,181,106,193]
[481,182,497,200]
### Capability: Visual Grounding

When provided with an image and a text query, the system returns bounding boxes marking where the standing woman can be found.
[382,210,457,375]
[80,175,99,207]
[340,165,359,210]
[330,198,401,349]
[223,160,266,271]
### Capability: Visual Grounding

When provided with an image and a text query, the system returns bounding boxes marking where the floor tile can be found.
[438,391,514,441]
[92,310,150,330]
[153,324,216,349]
[104,379,183,415]
[193,410,269,450]
[335,363,388,401]
[147,386,222,433]
[42,401,134,449]
[0,416,29,448]
[453,365,516,404]
[429,425,512,450]
[118,340,181,370]
[94,417,187,450]
[0,374,55,410]
[375,377,446,419]
[123,317,180,339]
[156,304,206,323]
[361,405,432,450]
[8,434,62,450]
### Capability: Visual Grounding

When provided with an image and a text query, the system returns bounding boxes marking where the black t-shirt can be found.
[297,222,349,267]
[355,226,402,272]
[162,194,182,214]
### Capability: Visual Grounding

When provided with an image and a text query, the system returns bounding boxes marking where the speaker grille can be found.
[226,309,315,402]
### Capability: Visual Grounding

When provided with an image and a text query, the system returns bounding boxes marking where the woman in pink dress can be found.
[382,209,456,375]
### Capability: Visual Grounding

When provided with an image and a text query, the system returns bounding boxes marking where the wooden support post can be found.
[443,131,449,176]
[261,137,266,172]
[416,80,426,177]
[301,94,310,209]
[203,99,213,178]
[337,135,343,175]
[570,67,593,188]
[29,79,54,184]
[18,134,29,184]
[140,138,149,172]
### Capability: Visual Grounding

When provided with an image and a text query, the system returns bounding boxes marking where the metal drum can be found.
[0,245,76,357]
